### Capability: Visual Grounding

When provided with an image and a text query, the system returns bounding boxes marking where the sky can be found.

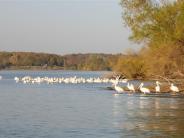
[0,0,141,55]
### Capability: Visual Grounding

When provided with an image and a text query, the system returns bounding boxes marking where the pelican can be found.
[14,77,20,83]
[121,79,128,83]
[112,76,124,93]
[170,83,179,92]
[114,82,124,93]
[127,82,135,92]
[155,81,161,93]
[138,82,150,94]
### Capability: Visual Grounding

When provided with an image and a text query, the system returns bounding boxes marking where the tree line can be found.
[0,52,64,69]
[0,52,120,71]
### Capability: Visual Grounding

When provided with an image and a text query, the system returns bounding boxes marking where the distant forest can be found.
[0,52,121,71]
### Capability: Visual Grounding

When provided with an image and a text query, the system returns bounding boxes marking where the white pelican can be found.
[14,77,20,83]
[114,82,124,93]
[170,83,179,92]
[127,82,135,92]
[121,79,128,83]
[155,81,161,93]
[112,76,124,93]
[138,82,150,94]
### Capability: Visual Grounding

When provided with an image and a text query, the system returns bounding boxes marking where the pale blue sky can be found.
[0,0,141,54]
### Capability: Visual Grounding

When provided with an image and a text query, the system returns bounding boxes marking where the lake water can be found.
[0,70,184,138]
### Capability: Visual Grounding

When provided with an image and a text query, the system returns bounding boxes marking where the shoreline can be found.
[1,66,64,71]
[0,66,111,72]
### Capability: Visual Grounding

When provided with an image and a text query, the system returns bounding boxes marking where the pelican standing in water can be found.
[138,82,150,94]
[155,81,161,93]
[127,82,135,92]
[114,83,124,93]
[113,82,124,93]
[170,83,179,92]
[112,76,124,93]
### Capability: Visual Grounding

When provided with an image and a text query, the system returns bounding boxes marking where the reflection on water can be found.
[113,94,184,137]
[0,71,184,138]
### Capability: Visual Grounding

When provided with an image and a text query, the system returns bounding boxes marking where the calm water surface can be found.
[0,70,184,138]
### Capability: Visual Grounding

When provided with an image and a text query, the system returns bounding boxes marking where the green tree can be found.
[119,0,184,78]
[122,0,184,45]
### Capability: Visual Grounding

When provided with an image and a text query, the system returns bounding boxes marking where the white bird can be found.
[127,82,135,92]
[155,81,161,93]
[138,82,150,94]
[0,76,2,80]
[121,79,128,83]
[14,77,20,83]
[112,76,124,93]
[114,83,124,93]
[170,83,179,92]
